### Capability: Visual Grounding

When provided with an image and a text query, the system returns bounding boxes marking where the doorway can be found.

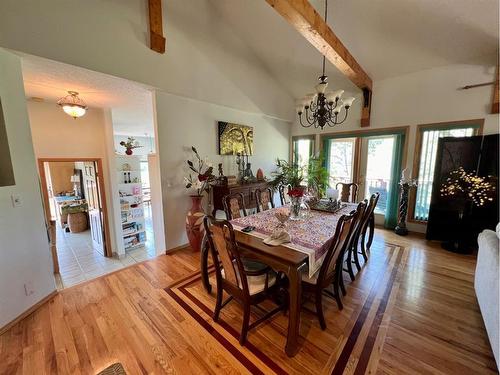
[38,158,112,288]
[358,135,397,214]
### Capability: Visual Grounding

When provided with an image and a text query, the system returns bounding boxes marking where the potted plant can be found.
[184,146,215,251]
[119,137,142,155]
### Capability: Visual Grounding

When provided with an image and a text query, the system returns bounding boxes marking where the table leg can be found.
[285,265,302,357]
[200,234,211,294]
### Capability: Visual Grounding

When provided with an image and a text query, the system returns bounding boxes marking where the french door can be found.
[358,135,397,215]
[323,130,405,227]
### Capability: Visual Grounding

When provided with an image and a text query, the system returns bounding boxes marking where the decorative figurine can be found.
[235,152,245,182]
[217,163,227,185]
[243,162,254,181]
[395,168,418,236]
[256,168,264,181]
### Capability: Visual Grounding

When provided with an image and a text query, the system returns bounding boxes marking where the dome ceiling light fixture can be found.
[296,0,355,130]
[57,91,88,119]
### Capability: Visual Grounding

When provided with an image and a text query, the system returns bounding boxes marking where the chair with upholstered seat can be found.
[255,187,275,212]
[223,192,247,220]
[301,207,361,329]
[336,182,359,203]
[203,216,287,344]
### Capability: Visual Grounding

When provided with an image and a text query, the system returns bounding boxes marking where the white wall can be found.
[27,101,121,255]
[0,48,55,327]
[292,64,499,232]
[156,92,290,249]
[0,0,294,122]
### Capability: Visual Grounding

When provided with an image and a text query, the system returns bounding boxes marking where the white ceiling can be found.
[20,53,155,136]
[18,0,498,125]
[210,0,499,99]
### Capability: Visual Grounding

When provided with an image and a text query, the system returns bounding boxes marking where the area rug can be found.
[163,242,406,374]
[97,363,126,375]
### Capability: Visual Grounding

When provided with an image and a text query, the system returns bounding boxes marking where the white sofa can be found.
[475,223,500,367]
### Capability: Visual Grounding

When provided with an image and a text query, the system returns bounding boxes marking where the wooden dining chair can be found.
[278,185,291,206]
[255,187,275,212]
[358,193,380,263]
[301,209,359,329]
[343,200,368,282]
[223,192,247,220]
[203,216,287,344]
[336,182,359,203]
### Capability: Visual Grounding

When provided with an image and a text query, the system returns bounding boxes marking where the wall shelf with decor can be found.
[116,154,146,251]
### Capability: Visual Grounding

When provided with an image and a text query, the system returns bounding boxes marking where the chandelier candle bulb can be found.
[315,82,328,94]
[343,97,355,108]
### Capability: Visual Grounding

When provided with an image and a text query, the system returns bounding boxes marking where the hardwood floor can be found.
[0,229,496,374]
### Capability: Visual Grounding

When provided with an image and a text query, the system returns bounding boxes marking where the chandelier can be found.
[57,91,88,119]
[296,0,355,130]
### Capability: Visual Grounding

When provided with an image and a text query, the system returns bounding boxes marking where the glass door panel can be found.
[326,138,356,188]
[359,136,396,214]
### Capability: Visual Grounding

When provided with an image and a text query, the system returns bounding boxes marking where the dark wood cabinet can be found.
[212,181,269,216]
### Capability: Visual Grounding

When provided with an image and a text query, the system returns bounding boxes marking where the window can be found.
[326,138,356,187]
[412,124,480,221]
[292,136,315,171]
[140,160,150,189]
[362,136,396,214]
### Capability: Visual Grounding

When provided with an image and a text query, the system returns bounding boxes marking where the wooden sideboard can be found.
[212,181,269,216]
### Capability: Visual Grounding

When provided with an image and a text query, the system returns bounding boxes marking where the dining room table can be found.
[200,203,358,357]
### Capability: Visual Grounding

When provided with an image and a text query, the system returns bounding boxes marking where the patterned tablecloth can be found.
[231,203,357,277]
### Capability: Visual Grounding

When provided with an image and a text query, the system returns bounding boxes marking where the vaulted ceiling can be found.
[210,0,499,99]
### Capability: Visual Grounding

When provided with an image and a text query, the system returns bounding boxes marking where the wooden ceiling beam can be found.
[266,0,373,126]
[148,0,166,54]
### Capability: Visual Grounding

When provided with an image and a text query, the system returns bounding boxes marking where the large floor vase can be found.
[185,195,205,251]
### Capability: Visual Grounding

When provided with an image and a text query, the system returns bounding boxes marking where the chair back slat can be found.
[256,187,274,212]
[211,225,239,285]
[204,216,248,292]
[223,192,247,220]
[279,184,291,206]
[319,206,362,284]
[336,182,359,203]
[360,193,380,232]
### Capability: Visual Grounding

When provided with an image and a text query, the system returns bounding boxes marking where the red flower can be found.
[288,187,304,198]
[198,174,208,182]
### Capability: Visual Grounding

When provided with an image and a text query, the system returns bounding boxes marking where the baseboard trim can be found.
[0,290,58,336]
[166,243,190,254]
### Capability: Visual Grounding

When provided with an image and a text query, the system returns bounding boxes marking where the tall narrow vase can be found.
[185,195,205,252]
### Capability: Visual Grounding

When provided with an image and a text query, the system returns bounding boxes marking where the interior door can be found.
[358,135,396,216]
[83,161,106,255]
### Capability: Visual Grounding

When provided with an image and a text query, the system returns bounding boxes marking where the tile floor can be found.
[54,206,156,289]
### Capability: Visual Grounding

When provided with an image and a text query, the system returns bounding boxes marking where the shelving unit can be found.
[116,155,146,251]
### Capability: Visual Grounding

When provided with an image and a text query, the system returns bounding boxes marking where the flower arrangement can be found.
[184,146,216,196]
[119,137,142,155]
[288,187,305,198]
[440,167,495,207]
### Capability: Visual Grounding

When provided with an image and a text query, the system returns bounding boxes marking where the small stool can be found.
[67,212,87,233]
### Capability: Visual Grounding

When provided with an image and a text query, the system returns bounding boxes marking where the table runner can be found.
[231,203,357,277]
